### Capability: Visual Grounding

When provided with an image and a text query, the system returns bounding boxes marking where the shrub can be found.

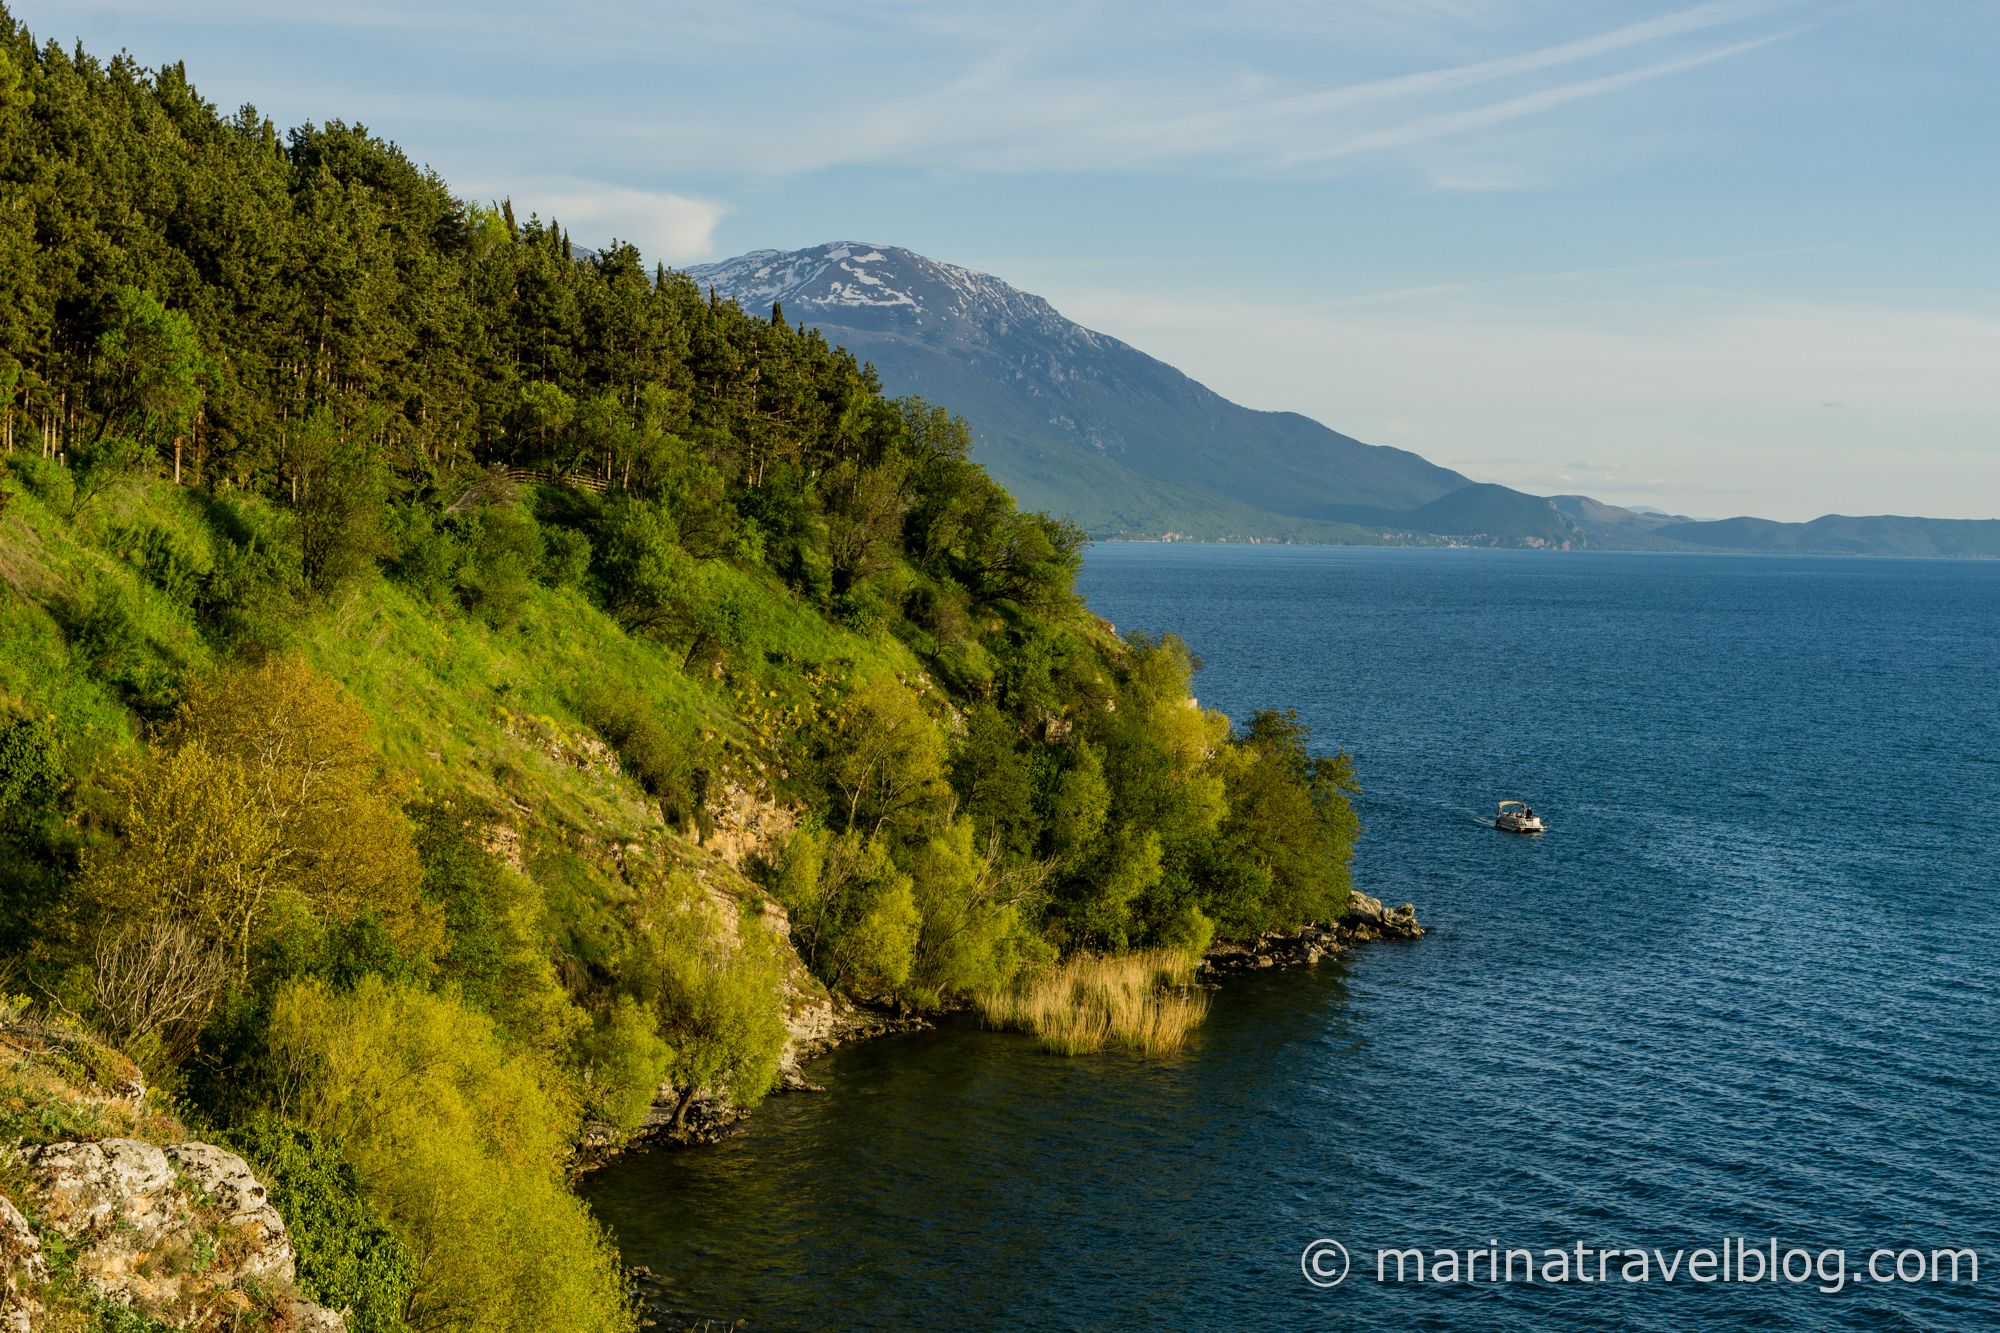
[580,687,708,834]
[620,876,788,1125]
[906,817,1050,1003]
[770,828,919,998]
[73,741,281,970]
[0,711,66,832]
[109,521,210,608]
[575,994,671,1131]
[227,1118,416,1333]
[458,503,543,627]
[90,919,230,1071]
[63,581,184,717]
[539,525,592,589]
[264,976,633,1333]
[412,804,584,1054]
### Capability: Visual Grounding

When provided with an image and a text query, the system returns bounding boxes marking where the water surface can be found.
[586,546,2000,1330]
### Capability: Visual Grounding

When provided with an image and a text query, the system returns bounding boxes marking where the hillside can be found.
[687,244,1581,546]
[1651,514,2000,557]
[0,13,1373,1331]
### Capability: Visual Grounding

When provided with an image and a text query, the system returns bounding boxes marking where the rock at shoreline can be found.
[1202,892,1423,975]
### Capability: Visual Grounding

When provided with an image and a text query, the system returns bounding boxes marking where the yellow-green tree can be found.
[265,976,632,1333]
[75,742,279,968]
[170,654,437,954]
[826,672,948,836]
[621,876,789,1126]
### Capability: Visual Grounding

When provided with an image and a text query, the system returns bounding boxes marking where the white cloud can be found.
[504,184,728,265]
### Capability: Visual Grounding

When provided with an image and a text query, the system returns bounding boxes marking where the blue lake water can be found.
[585,545,2000,1331]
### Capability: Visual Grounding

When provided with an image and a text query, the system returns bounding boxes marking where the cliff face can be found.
[0,1019,345,1331]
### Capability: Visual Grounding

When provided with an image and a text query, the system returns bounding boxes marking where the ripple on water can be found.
[584,549,2000,1331]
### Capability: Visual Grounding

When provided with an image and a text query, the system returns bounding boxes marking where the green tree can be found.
[622,877,789,1125]
[90,286,210,451]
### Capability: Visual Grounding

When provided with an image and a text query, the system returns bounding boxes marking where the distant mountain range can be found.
[685,243,1999,557]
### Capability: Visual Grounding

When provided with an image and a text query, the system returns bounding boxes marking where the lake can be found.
[584,545,2000,1331]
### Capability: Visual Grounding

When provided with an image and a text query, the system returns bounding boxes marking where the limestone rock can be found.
[0,1195,47,1333]
[21,1138,177,1246]
[17,1138,344,1330]
[165,1142,296,1285]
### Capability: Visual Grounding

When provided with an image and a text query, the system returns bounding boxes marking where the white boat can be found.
[1495,800,1545,834]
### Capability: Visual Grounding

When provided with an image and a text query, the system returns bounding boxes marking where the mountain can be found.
[687,243,1999,557]
[686,243,1579,546]
[1651,514,2000,558]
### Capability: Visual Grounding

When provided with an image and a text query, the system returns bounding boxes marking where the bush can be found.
[771,828,919,998]
[63,582,185,717]
[539,525,592,589]
[412,804,584,1053]
[109,521,210,608]
[90,919,230,1072]
[227,1118,416,1333]
[264,976,633,1333]
[0,711,66,832]
[575,994,671,1130]
[620,876,788,1125]
[580,687,708,835]
[459,503,543,627]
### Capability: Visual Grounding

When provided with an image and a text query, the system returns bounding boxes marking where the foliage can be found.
[617,876,789,1123]
[771,827,919,998]
[574,994,672,1131]
[170,657,431,930]
[411,803,582,1053]
[0,13,1372,1325]
[0,709,65,830]
[264,976,633,1333]
[227,1118,417,1333]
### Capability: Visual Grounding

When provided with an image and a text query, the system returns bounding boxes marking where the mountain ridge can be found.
[688,242,1999,558]
[686,242,1560,544]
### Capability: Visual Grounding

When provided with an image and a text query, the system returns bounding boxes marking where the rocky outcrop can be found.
[0,1196,48,1333]
[9,1136,344,1330]
[703,777,798,873]
[1336,892,1425,944]
[1203,892,1424,975]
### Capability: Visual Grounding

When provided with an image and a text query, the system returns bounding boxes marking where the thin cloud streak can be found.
[1320,245,1842,309]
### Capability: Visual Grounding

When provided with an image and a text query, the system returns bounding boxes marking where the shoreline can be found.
[582,890,1424,1168]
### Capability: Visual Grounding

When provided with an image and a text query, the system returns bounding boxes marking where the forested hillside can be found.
[0,11,1362,1331]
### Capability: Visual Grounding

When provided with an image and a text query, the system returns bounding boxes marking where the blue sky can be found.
[20,1,1999,520]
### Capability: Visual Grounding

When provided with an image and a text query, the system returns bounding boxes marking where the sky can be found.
[16,0,2000,520]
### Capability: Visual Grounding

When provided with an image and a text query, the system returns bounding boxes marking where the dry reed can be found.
[977,948,1209,1056]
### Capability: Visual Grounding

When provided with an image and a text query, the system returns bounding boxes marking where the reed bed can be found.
[977,948,1209,1056]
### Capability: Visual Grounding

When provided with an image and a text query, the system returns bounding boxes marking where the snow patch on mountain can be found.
[685,242,1112,350]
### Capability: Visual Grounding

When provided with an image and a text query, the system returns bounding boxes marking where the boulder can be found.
[164,1142,296,1285]
[17,1138,344,1330]
[21,1138,178,1246]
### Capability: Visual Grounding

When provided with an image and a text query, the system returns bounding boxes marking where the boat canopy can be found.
[1498,800,1529,811]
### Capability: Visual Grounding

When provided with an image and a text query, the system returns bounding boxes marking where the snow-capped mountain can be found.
[677,242,1992,554]
[686,243,1572,544]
